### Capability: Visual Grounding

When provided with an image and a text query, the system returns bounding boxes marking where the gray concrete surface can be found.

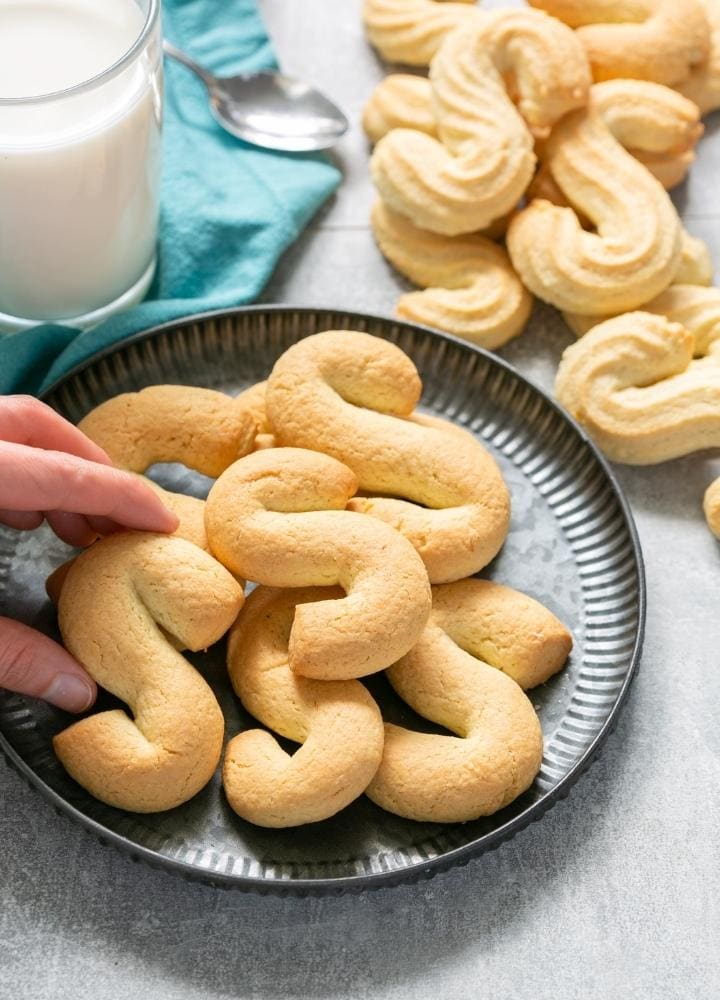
[1,2,719,997]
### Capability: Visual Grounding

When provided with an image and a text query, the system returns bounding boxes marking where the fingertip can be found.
[107,470,179,533]
[42,673,97,713]
[156,507,181,534]
[130,478,181,533]
[0,617,97,712]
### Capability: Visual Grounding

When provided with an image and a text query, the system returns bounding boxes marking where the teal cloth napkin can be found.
[0,0,340,396]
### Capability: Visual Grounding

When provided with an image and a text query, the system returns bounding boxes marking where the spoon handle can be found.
[162,40,216,88]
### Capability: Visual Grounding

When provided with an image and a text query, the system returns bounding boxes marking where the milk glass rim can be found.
[0,0,160,106]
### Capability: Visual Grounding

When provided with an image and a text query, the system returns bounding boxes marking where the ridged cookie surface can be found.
[555,311,720,463]
[529,0,709,86]
[363,0,480,66]
[508,107,682,314]
[371,200,531,347]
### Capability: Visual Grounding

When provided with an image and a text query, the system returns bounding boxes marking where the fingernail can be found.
[43,674,95,712]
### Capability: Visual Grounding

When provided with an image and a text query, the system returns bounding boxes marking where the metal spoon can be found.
[163,41,349,152]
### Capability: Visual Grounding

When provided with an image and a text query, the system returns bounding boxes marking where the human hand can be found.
[0,395,179,712]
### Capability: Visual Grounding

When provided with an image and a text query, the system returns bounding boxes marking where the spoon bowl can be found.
[164,41,349,152]
[210,71,349,152]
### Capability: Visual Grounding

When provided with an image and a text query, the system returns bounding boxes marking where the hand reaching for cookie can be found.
[0,395,179,713]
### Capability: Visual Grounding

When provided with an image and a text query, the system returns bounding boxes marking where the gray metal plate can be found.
[0,307,644,894]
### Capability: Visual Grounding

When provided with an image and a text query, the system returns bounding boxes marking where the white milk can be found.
[0,0,162,325]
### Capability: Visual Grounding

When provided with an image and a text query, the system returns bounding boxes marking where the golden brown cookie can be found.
[265,330,511,583]
[370,11,589,236]
[371,200,532,347]
[363,74,437,145]
[555,311,720,463]
[583,79,702,189]
[374,75,702,192]
[223,586,385,827]
[362,79,512,240]
[44,472,212,614]
[79,385,256,477]
[234,381,276,450]
[363,0,481,66]
[140,476,209,549]
[366,579,572,823]
[205,447,431,680]
[515,80,698,316]
[370,28,534,237]
[679,0,720,114]
[79,385,257,548]
[675,233,714,288]
[54,533,244,813]
[528,81,703,239]
[507,106,682,315]
[528,0,710,86]
[565,281,718,339]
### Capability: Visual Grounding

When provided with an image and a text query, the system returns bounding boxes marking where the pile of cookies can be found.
[49,330,572,827]
[362,0,720,535]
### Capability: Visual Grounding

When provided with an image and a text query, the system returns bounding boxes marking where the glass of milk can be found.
[0,0,162,332]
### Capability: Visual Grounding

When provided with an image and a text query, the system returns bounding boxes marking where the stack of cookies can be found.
[362,0,720,536]
[49,330,572,827]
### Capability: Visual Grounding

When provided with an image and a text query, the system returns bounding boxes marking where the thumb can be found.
[0,617,96,712]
